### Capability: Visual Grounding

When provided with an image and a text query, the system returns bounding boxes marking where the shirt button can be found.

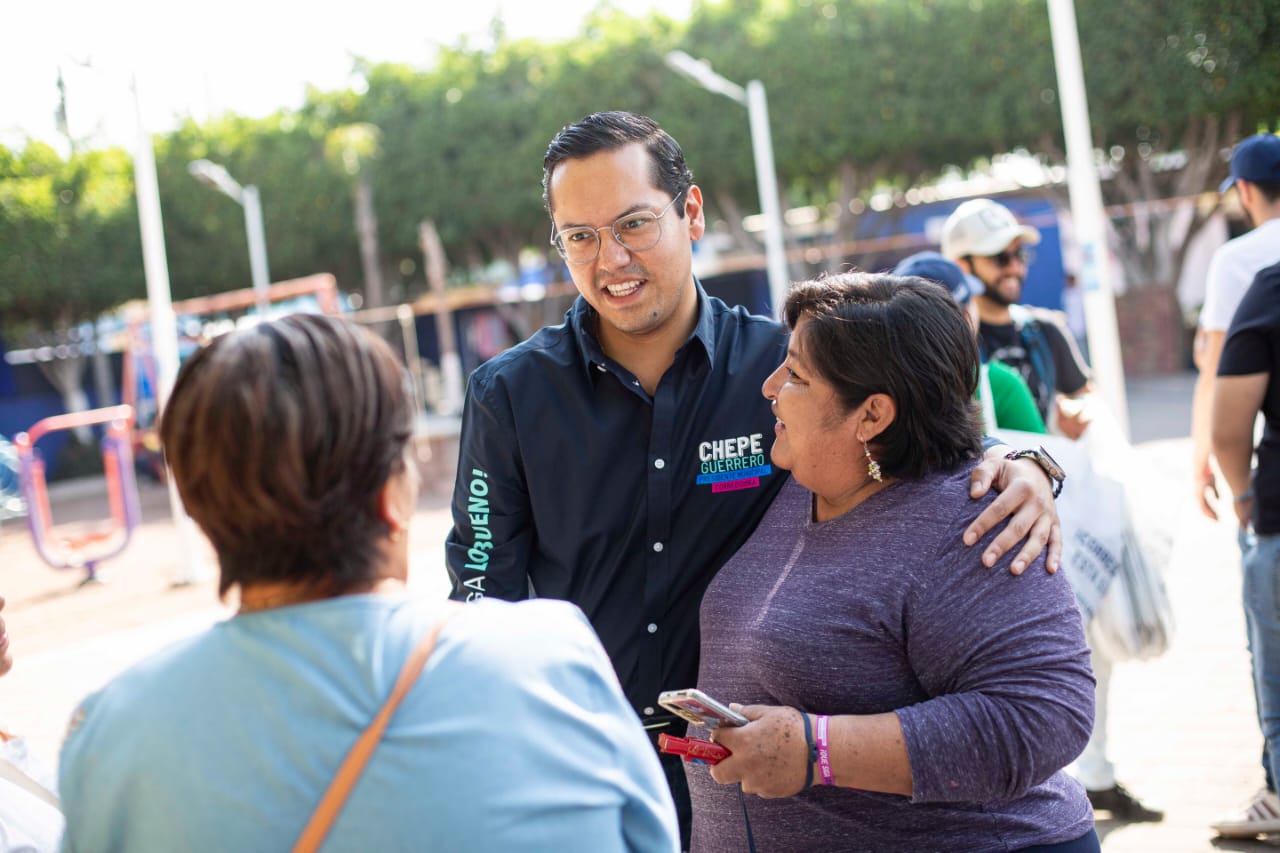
[647,623,658,634]
[652,542,664,553]
[654,458,665,470]
[596,363,607,372]
[643,706,655,716]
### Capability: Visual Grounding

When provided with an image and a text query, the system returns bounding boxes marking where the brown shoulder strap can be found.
[293,604,461,853]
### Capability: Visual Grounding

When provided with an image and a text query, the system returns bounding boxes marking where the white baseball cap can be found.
[941,199,1041,258]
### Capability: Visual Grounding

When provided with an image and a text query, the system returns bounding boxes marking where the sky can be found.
[4,0,693,152]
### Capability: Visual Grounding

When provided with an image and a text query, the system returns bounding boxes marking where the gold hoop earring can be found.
[863,441,883,483]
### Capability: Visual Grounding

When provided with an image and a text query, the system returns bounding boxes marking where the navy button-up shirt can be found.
[446,285,789,723]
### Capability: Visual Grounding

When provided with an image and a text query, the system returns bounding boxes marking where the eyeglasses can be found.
[550,192,684,265]
[983,246,1034,268]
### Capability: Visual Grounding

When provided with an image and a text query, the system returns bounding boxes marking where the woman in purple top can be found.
[686,273,1097,852]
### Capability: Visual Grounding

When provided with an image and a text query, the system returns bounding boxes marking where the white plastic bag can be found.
[998,401,1174,659]
[1088,521,1174,660]
[0,731,64,852]
[993,428,1127,622]
[1076,405,1175,661]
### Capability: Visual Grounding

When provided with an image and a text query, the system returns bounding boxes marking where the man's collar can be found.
[570,279,716,380]
[570,298,606,381]
[689,280,717,363]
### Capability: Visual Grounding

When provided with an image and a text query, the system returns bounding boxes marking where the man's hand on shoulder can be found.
[966,450,1061,575]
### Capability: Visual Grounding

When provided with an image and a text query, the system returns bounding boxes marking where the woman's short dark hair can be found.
[542,111,693,214]
[783,273,984,479]
[159,314,413,598]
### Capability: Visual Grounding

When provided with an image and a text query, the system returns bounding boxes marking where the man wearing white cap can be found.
[1192,132,1280,523]
[943,199,1093,440]
[943,198,1164,825]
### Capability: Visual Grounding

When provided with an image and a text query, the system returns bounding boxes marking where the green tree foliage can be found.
[355,10,685,278]
[1069,0,1280,287]
[358,45,554,273]
[0,142,142,337]
[2,0,1278,340]
[154,113,361,301]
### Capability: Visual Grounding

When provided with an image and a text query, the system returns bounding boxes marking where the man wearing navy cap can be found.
[1197,131,1280,839]
[1194,133,1280,525]
[893,251,1046,433]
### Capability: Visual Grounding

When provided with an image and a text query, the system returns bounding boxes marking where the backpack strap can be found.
[294,603,462,853]
[978,363,999,433]
[1009,306,1057,417]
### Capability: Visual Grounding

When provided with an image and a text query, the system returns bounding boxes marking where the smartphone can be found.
[657,688,749,729]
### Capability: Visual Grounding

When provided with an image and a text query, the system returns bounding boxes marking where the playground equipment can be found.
[121,273,342,478]
[13,405,140,583]
[2,273,341,584]
[0,435,23,521]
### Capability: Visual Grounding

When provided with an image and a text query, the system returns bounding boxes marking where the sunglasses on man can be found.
[978,246,1035,268]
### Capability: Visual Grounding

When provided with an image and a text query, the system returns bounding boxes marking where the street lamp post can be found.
[187,159,271,314]
[1046,0,1130,437]
[664,50,790,317]
[130,76,203,585]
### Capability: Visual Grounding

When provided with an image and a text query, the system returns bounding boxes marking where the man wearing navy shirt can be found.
[1213,259,1280,839]
[446,111,1062,843]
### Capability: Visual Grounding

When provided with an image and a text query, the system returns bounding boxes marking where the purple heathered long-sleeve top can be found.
[687,464,1096,852]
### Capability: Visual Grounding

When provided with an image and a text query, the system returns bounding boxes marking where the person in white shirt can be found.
[1191,133,1280,522]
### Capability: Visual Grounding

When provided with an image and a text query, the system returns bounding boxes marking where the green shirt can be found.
[981,360,1047,433]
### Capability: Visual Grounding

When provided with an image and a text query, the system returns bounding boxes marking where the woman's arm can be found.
[708,705,912,798]
[893,535,1094,802]
[710,531,1093,802]
[1212,372,1267,528]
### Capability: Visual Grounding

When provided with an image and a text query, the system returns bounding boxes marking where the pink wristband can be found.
[815,714,834,785]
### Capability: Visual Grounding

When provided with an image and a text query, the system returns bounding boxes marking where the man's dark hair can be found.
[159,314,413,598]
[1247,178,1280,203]
[542,111,693,215]
[783,273,984,480]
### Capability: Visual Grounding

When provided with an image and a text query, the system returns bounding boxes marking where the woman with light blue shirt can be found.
[57,314,677,853]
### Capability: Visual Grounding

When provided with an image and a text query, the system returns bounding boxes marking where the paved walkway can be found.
[1092,433,1273,851]
[0,371,1273,850]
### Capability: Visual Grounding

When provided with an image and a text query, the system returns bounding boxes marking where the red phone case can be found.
[658,733,731,765]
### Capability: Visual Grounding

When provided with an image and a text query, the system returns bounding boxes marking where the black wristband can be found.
[801,712,816,789]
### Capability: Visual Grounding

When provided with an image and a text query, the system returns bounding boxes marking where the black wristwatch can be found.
[1005,446,1066,499]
